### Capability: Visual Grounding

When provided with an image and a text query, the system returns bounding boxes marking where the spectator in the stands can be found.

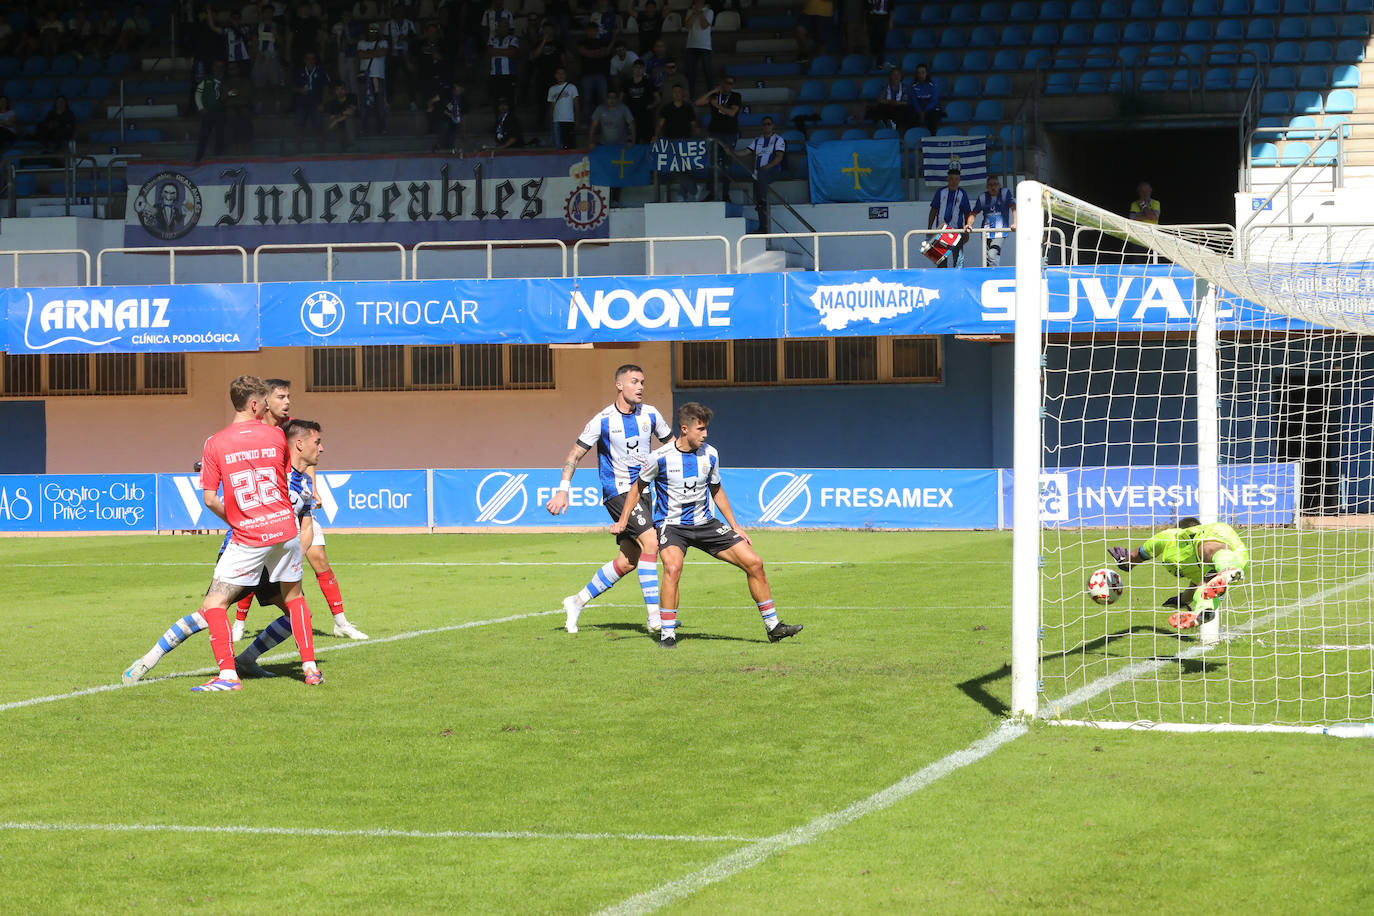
[609,41,639,82]
[97,9,129,54]
[683,0,713,97]
[290,0,325,67]
[293,50,332,146]
[635,0,662,53]
[929,165,973,268]
[64,10,93,55]
[0,18,13,56]
[527,21,566,108]
[590,87,635,146]
[488,95,523,149]
[254,4,286,90]
[121,4,154,53]
[652,84,700,201]
[428,81,466,152]
[385,6,418,108]
[547,65,580,149]
[866,0,892,71]
[225,11,253,78]
[223,62,255,149]
[576,23,610,125]
[911,64,943,133]
[194,61,227,162]
[190,7,223,89]
[621,58,657,143]
[322,80,359,150]
[488,18,519,109]
[0,96,19,153]
[1129,181,1161,223]
[37,8,64,56]
[331,9,362,91]
[481,0,515,40]
[415,22,449,103]
[797,0,834,63]
[644,38,668,89]
[658,58,690,105]
[748,116,786,233]
[697,75,740,201]
[866,66,913,131]
[356,21,389,134]
[590,0,618,41]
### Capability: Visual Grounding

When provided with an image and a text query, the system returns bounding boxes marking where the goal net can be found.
[1010,180,1374,732]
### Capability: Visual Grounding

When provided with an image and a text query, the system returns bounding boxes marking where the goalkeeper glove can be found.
[1107,546,1130,571]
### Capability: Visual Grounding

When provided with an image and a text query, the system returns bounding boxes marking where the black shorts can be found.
[605,491,654,541]
[214,548,282,606]
[658,520,745,557]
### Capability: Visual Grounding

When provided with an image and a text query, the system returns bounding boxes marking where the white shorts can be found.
[213,537,304,586]
[310,519,326,548]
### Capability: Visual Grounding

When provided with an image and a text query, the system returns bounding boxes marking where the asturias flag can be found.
[590,144,652,187]
[807,138,902,204]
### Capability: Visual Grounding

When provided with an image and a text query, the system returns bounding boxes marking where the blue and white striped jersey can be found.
[577,403,672,501]
[639,441,722,527]
[216,467,312,552]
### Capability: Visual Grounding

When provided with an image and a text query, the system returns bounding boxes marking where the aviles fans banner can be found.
[123,152,612,248]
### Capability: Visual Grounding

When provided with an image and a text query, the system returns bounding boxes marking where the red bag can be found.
[921,225,966,265]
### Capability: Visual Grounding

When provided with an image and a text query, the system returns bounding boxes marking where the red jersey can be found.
[200,419,296,546]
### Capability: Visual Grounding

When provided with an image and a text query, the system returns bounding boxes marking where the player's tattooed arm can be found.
[562,442,590,477]
[546,443,592,515]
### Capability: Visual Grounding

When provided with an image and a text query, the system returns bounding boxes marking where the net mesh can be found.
[1036,185,1374,727]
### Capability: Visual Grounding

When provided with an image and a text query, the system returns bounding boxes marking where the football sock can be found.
[758,599,779,631]
[140,611,208,669]
[637,551,660,619]
[660,607,678,639]
[287,596,316,664]
[237,613,292,663]
[235,595,252,621]
[576,557,630,606]
[201,606,239,680]
[316,569,345,617]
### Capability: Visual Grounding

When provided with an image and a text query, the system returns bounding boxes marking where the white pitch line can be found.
[0,821,757,844]
[596,723,1028,916]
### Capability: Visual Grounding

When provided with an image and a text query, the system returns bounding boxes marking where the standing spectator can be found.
[487,18,519,108]
[968,174,1016,267]
[609,41,639,82]
[527,21,565,107]
[635,0,662,53]
[928,165,973,268]
[37,95,76,152]
[293,50,332,146]
[590,0,617,41]
[223,62,256,149]
[621,58,657,143]
[644,38,668,88]
[865,66,913,131]
[356,22,390,134]
[481,0,514,40]
[747,116,786,232]
[194,61,227,162]
[696,74,739,200]
[224,11,253,77]
[866,0,892,71]
[121,4,154,52]
[415,21,448,102]
[590,88,635,145]
[911,64,943,133]
[683,0,713,97]
[254,3,286,90]
[652,84,699,201]
[331,10,363,91]
[547,65,580,148]
[289,0,324,67]
[1129,181,1161,223]
[321,80,358,150]
[385,6,419,108]
[576,23,610,125]
[427,82,466,151]
[37,8,64,55]
[190,7,223,94]
[797,0,834,63]
[659,58,690,103]
[488,95,523,149]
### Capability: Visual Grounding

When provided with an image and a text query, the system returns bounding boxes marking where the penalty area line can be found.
[0,821,758,844]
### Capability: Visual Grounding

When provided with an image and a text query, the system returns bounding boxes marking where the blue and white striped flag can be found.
[920,136,988,185]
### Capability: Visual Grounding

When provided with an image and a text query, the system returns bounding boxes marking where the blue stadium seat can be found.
[0,57,17,79]
[979,2,1009,20]
[1236,65,1260,86]
[49,55,76,76]
[1180,44,1208,65]
[872,127,899,139]
[1153,21,1183,42]
[76,55,103,76]
[1222,0,1250,9]
[970,26,999,45]
[1163,0,1189,12]
[1295,89,1324,111]
[1043,0,1069,15]
[83,76,112,98]
[950,3,979,21]
[1325,88,1356,111]
[1273,41,1303,63]
[1283,0,1311,10]
[885,29,907,50]
[1122,22,1152,43]
[1245,20,1275,42]
[1349,0,1373,8]
[1322,113,1351,134]
[931,50,961,71]
[1209,42,1241,63]
[1250,141,1279,165]
[1279,141,1312,165]
[1305,42,1335,62]
[1268,66,1298,88]
[906,27,933,47]
[1341,14,1371,35]
[998,123,1025,144]
[919,4,948,23]
[1184,21,1212,41]
[808,128,837,143]
[1091,23,1121,43]
[992,48,1022,69]
[29,77,55,98]
[819,103,849,124]
[935,75,952,96]
[779,129,805,145]
[861,76,885,97]
[1084,46,1117,67]
[3,77,26,99]
[1145,46,1178,66]
[1215,20,1245,41]
[1008,0,1038,18]
[1101,0,1128,14]
[973,99,1003,120]
[1129,0,1159,13]
[1030,24,1059,44]
[1315,0,1342,9]
[21,56,47,76]
[1191,0,1220,11]
[1203,68,1233,89]
[1242,42,1272,63]
[1068,0,1095,16]
[985,74,1013,95]
[1139,69,1171,91]
[1078,71,1108,92]
[953,74,981,97]
[1024,47,1052,68]
[12,173,36,196]
[903,126,932,145]
[964,124,993,138]
[900,51,926,72]
[1046,72,1075,94]
[1311,139,1340,163]
[12,100,38,123]
[789,104,818,121]
[59,76,84,97]
[809,56,839,76]
[1277,19,1307,39]
[1260,91,1290,113]
[104,53,131,74]
[831,79,859,99]
[1310,16,1341,37]
[1299,65,1330,87]
[839,54,869,75]
[1335,39,1367,60]
[840,127,870,140]
[893,5,920,26]
[1252,0,1281,9]
[1053,49,1084,69]
[1285,114,1318,137]
[938,27,969,48]
[1332,64,1361,86]
[1117,45,1145,66]
[69,99,95,121]
[1063,23,1092,44]
[1001,24,1029,44]
[962,50,991,72]
[944,99,973,121]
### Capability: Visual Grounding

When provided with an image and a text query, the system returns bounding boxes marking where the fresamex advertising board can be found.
[0,474,158,532]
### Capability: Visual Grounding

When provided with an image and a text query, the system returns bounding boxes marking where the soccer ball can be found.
[1087,568,1124,605]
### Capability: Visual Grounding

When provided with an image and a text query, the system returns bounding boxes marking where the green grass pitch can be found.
[2,531,1371,914]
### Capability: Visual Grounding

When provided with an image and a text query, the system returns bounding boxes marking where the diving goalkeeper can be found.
[1107,517,1249,630]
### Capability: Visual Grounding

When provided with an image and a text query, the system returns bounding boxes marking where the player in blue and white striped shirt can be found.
[613,402,803,649]
[547,364,673,635]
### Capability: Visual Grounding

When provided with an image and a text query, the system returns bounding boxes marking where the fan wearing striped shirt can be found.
[612,402,804,650]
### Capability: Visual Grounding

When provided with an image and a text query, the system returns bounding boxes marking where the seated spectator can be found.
[487,96,524,150]
[223,62,256,149]
[37,95,76,153]
[427,82,466,152]
[609,41,639,82]
[865,66,914,131]
[322,81,358,151]
[911,64,943,134]
[121,4,154,53]
[37,8,65,56]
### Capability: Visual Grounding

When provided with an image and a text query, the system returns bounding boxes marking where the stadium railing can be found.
[571,235,734,276]
[0,248,91,286]
[738,230,899,271]
[252,242,408,282]
[902,226,1069,268]
[95,245,249,284]
[411,239,570,280]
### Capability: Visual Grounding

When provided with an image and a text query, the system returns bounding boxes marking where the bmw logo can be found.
[301,290,346,337]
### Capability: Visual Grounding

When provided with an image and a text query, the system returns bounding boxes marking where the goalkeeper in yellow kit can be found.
[1107,516,1249,630]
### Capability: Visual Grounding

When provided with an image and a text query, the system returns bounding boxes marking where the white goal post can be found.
[1011,180,1374,732]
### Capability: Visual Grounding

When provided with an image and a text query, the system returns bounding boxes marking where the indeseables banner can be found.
[123,153,612,248]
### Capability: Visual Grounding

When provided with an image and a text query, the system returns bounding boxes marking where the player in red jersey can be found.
[230,377,368,642]
[192,375,321,691]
